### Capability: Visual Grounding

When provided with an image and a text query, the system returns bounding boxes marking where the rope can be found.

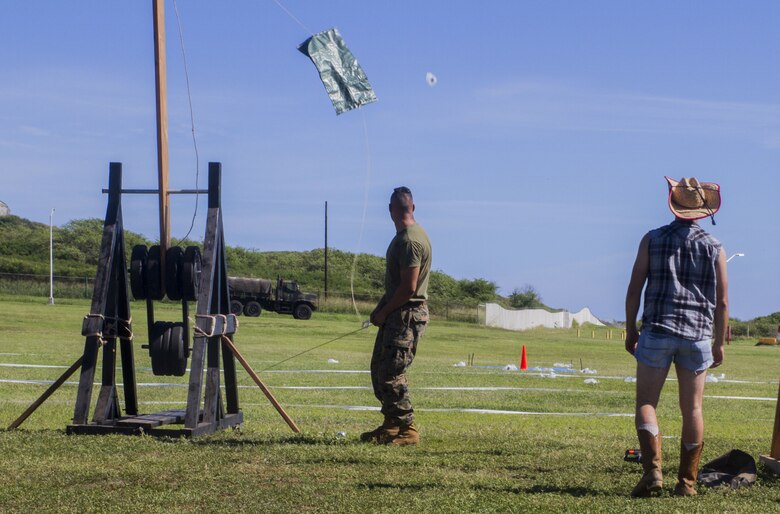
[260,321,370,372]
[268,0,314,36]
[172,0,201,243]
[188,314,369,378]
[190,314,233,338]
[82,313,108,346]
[693,186,717,226]
[349,106,373,317]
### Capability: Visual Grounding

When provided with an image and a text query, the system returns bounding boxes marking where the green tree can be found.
[429,271,459,299]
[509,285,543,309]
[457,278,498,303]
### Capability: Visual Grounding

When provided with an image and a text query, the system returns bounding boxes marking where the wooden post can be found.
[759,380,780,474]
[324,201,328,299]
[153,0,170,291]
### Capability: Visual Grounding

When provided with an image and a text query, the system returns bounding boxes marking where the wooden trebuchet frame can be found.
[10,162,298,437]
[759,379,780,474]
[182,162,243,436]
[65,162,244,436]
[70,162,139,429]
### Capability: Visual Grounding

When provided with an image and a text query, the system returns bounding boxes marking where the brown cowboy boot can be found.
[674,442,703,496]
[631,430,663,497]
[382,423,420,446]
[360,416,399,443]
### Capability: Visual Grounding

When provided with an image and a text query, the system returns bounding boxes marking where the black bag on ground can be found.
[697,449,757,489]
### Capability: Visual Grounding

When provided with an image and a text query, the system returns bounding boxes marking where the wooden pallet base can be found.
[67,410,243,438]
[760,455,780,475]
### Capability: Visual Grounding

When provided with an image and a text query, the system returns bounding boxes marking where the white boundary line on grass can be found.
[0,362,774,385]
[282,404,637,417]
[0,363,70,369]
[0,378,776,402]
[94,400,634,417]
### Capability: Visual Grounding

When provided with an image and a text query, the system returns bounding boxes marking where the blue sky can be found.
[1,1,778,321]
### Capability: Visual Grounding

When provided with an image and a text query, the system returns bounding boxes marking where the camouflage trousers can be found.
[370,303,429,426]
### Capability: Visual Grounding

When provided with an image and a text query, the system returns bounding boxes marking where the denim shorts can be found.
[634,331,713,373]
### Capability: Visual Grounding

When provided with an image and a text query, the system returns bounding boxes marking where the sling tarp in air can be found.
[299,28,377,114]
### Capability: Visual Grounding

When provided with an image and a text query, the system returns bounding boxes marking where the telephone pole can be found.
[324,201,329,298]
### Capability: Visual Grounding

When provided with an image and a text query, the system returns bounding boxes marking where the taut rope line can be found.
[349,106,373,317]
[261,321,371,373]
[171,0,201,243]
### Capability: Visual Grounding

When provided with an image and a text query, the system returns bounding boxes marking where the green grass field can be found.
[1,295,778,513]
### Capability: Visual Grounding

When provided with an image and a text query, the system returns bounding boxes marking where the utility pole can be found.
[48,208,55,305]
[153,0,170,294]
[324,201,329,298]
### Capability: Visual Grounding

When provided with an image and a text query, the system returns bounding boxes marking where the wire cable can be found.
[172,0,200,243]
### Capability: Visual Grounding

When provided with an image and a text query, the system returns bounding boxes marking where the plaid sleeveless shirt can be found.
[642,220,722,341]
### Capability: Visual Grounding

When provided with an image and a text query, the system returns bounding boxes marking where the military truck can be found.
[228,277,317,320]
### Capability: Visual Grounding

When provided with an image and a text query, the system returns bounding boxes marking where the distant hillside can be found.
[0,215,509,307]
[0,216,152,277]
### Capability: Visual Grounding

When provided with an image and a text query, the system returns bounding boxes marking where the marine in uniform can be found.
[361,186,431,446]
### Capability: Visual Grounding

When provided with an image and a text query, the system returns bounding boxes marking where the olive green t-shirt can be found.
[384,223,432,302]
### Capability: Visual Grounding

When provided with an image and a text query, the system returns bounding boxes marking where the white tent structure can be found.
[480,303,605,331]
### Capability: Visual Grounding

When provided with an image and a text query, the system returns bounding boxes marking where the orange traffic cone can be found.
[520,345,528,370]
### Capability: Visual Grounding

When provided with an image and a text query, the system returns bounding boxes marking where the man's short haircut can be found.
[391,186,413,210]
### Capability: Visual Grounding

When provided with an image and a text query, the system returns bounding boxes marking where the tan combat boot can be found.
[383,423,420,446]
[674,442,703,496]
[360,416,399,443]
[631,430,663,497]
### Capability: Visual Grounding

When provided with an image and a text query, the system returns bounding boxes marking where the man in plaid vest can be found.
[625,177,729,497]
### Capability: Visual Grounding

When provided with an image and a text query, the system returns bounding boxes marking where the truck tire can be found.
[230,300,244,316]
[293,303,313,320]
[244,301,262,317]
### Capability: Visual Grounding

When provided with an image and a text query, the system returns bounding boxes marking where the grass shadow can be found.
[358,482,439,491]
[186,432,353,447]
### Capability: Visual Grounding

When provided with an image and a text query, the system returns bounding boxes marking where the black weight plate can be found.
[150,321,169,376]
[161,323,173,376]
[170,323,187,376]
[181,246,202,301]
[145,245,164,301]
[130,245,148,300]
[165,246,185,301]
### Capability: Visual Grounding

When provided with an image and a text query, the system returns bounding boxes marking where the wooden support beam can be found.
[8,357,83,430]
[153,0,170,291]
[221,336,301,433]
[759,379,780,474]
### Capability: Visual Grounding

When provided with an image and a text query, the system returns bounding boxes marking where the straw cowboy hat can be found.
[665,176,721,220]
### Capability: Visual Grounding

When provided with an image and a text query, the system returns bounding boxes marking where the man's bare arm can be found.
[371,266,419,327]
[625,234,649,354]
[711,248,729,367]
